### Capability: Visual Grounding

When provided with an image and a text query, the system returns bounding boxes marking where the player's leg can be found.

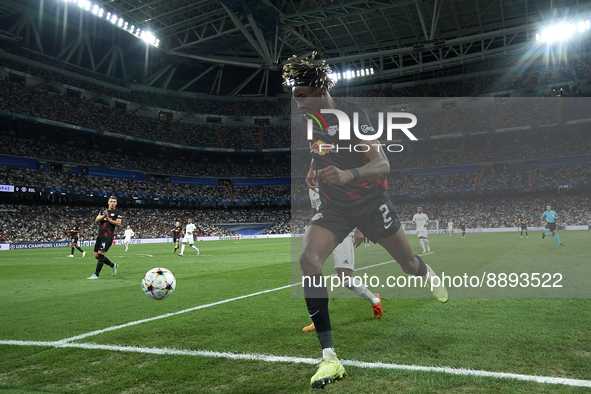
[68,242,75,257]
[551,227,563,246]
[333,236,381,316]
[100,238,117,275]
[124,240,129,251]
[300,224,345,389]
[543,223,552,239]
[189,242,200,254]
[525,228,528,238]
[88,239,102,279]
[424,235,431,252]
[75,240,85,255]
[179,241,186,256]
[418,236,426,253]
[174,240,179,253]
[377,229,447,302]
[338,267,382,317]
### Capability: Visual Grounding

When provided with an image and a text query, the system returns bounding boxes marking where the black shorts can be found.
[94,236,114,253]
[547,223,557,232]
[173,237,179,243]
[520,225,527,231]
[310,194,401,243]
[71,238,79,244]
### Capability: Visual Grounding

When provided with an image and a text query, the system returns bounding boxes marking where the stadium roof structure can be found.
[1,0,590,95]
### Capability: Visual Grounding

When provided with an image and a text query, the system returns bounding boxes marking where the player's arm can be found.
[95,212,107,223]
[317,139,390,185]
[353,228,364,248]
[105,215,122,227]
[306,158,318,193]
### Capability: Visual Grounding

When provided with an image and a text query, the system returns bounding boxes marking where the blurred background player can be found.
[171,221,183,254]
[87,196,122,279]
[541,205,564,246]
[459,220,467,238]
[123,225,135,251]
[412,207,431,253]
[303,188,382,333]
[178,218,199,256]
[519,213,529,238]
[448,220,454,237]
[67,219,86,258]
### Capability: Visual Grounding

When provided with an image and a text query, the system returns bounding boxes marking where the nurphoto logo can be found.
[303,107,419,154]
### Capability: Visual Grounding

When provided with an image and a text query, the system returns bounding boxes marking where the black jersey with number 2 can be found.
[97,209,123,238]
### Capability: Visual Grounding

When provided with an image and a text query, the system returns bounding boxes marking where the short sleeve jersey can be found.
[412,213,429,231]
[70,225,80,240]
[542,210,558,223]
[186,223,196,235]
[309,99,388,207]
[97,209,123,238]
[172,226,182,238]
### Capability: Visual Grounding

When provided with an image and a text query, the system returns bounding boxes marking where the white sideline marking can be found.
[137,254,154,257]
[1,340,590,388]
[55,283,296,344]
[55,254,435,343]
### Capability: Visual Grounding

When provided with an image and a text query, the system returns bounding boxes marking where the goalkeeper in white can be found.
[412,207,431,253]
[124,225,135,251]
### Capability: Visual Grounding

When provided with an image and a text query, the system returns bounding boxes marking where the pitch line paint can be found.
[55,282,296,344]
[1,340,589,388]
[56,253,434,343]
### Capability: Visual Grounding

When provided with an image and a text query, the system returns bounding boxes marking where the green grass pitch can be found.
[1,232,590,393]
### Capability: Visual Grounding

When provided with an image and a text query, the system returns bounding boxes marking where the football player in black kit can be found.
[459,221,467,238]
[87,196,122,279]
[283,53,448,389]
[67,219,86,258]
[171,221,183,254]
[519,213,528,238]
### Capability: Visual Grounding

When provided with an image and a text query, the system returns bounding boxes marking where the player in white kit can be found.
[303,188,382,332]
[448,220,454,237]
[412,207,431,253]
[123,225,135,251]
[178,219,200,256]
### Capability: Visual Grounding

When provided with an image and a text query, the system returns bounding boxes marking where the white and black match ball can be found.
[141,267,176,300]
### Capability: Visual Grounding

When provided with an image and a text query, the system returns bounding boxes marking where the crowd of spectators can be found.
[536,164,591,184]
[0,167,290,200]
[290,192,590,234]
[407,173,477,191]
[2,74,590,150]
[0,133,290,178]
[0,204,294,243]
[395,194,591,229]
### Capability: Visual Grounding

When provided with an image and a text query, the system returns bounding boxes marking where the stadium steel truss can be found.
[0,0,590,95]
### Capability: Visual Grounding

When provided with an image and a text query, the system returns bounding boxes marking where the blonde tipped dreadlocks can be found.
[282,51,336,91]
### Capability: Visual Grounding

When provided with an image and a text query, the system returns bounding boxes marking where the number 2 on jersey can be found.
[379,204,393,229]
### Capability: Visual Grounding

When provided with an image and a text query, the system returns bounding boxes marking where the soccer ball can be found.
[141,267,176,300]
